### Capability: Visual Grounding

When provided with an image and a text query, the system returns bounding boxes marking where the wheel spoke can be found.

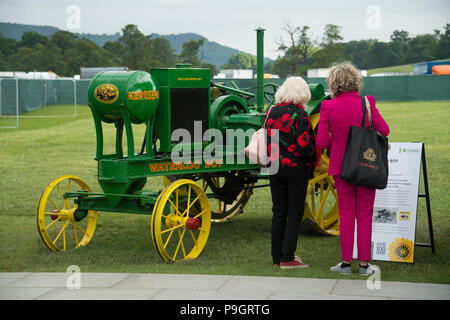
[177,228,187,258]
[44,211,60,216]
[73,222,79,246]
[47,195,61,212]
[63,225,66,251]
[167,198,183,216]
[172,228,186,261]
[52,221,69,245]
[189,229,198,246]
[75,223,87,236]
[160,224,184,234]
[163,229,175,249]
[56,183,69,210]
[185,185,192,216]
[193,209,207,219]
[45,217,61,230]
[182,193,201,217]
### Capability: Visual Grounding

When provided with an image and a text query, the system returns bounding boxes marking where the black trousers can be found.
[269,165,310,264]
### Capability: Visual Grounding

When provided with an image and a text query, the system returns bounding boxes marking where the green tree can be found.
[11,43,64,74]
[179,38,204,67]
[367,41,401,68]
[434,24,450,59]
[51,31,78,57]
[271,55,297,78]
[0,33,18,70]
[311,24,345,67]
[118,24,154,69]
[322,24,343,46]
[405,34,438,63]
[103,25,179,70]
[151,37,177,67]
[64,38,115,76]
[342,39,375,69]
[0,51,9,70]
[103,40,126,64]
[221,52,256,71]
[275,21,316,76]
[200,62,218,77]
[19,31,50,48]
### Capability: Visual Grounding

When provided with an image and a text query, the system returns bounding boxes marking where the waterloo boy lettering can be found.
[149,160,223,173]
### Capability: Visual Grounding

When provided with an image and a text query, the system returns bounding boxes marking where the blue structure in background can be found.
[413,61,450,75]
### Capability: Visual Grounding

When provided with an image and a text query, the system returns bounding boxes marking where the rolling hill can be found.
[0,22,249,68]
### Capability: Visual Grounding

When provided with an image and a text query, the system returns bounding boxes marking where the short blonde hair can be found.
[274,76,311,106]
[327,62,363,97]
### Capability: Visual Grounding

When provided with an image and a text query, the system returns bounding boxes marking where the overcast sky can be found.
[1,0,449,59]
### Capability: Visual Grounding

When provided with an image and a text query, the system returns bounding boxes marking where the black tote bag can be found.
[340,96,389,189]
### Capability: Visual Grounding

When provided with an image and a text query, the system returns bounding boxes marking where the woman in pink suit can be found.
[317,63,389,275]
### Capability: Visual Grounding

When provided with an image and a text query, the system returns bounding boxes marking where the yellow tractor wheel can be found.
[302,153,339,235]
[36,175,98,251]
[151,179,211,262]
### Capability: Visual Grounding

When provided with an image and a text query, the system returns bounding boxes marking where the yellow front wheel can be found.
[151,179,211,262]
[36,175,98,251]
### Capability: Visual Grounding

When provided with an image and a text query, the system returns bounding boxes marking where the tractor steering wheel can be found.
[263,83,279,106]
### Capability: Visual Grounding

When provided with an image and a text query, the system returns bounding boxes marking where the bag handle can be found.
[361,96,374,129]
[360,96,367,128]
[263,105,275,128]
[364,96,374,129]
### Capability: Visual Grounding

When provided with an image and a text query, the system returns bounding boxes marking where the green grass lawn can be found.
[0,102,449,284]
[367,64,413,76]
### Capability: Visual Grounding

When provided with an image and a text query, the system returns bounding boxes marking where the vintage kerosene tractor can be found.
[36,28,338,262]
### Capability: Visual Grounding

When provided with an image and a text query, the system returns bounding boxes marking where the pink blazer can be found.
[317,91,390,176]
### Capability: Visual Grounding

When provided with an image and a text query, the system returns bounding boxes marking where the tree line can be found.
[0,24,216,77]
[221,22,449,77]
[0,22,448,78]
[267,22,450,77]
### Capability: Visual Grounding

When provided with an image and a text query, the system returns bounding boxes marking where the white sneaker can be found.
[330,262,352,275]
[359,264,378,276]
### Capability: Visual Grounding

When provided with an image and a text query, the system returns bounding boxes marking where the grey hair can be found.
[274,76,311,106]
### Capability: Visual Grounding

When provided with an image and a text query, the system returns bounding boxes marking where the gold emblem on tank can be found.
[94,84,119,104]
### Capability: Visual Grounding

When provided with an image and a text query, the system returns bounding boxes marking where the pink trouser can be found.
[333,176,376,262]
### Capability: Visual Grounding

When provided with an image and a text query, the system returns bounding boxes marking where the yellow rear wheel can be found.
[200,176,253,223]
[303,155,339,235]
[163,175,253,223]
[151,179,211,262]
[36,175,98,251]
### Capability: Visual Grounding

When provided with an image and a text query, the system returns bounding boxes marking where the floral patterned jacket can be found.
[265,102,318,168]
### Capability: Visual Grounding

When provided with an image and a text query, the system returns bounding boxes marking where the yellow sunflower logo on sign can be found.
[388,238,415,263]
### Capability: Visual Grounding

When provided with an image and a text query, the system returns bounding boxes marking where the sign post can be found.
[353,142,435,263]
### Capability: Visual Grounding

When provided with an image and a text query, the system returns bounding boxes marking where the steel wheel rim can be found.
[303,158,339,235]
[36,175,98,251]
[151,179,211,262]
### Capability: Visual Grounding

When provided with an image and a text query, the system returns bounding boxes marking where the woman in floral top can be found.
[266,76,318,269]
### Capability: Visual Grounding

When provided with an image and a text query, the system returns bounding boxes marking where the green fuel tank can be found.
[88,70,159,123]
